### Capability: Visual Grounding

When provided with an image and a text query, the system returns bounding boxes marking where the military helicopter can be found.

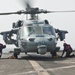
[0,0,75,58]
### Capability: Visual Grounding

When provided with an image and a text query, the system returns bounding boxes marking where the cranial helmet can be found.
[63,43,67,46]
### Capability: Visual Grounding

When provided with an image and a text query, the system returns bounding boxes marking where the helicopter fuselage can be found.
[17,20,57,54]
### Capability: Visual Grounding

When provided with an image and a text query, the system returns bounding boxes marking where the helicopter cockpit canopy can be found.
[20,20,56,37]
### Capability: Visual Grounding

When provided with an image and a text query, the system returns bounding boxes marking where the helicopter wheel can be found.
[25,52,27,54]
[51,51,57,58]
[13,52,18,59]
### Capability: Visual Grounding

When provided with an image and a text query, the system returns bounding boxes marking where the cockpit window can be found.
[43,26,56,35]
[23,25,56,36]
[34,26,42,34]
[24,26,35,36]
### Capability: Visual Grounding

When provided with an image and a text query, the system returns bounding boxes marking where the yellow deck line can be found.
[29,60,50,75]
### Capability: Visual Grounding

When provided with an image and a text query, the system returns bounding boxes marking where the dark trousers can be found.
[66,50,72,57]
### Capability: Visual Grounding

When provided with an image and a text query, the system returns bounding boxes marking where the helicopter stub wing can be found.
[55,29,68,41]
[0,30,14,44]
[0,28,18,35]
[0,29,18,46]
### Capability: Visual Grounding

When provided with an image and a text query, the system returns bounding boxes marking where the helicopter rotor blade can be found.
[0,12,17,15]
[25,0,32,10]
[0,10,75,15]
[48,10,75,13]
[0,11,25,15]
[19,0,32,11]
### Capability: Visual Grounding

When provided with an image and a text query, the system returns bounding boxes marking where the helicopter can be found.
[0,0,75,58]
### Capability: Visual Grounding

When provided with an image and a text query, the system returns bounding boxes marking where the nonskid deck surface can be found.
[0,52,75,75]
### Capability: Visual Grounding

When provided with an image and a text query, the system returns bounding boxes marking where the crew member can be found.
[61,43,73,57]
[0,43,6,58]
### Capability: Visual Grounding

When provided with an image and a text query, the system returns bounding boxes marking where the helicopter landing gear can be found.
[25,52,27,54]
[13,52,18,59]
[13,48,21,59]
[51,47,60,58]
[51,51,58,58]
[8,52,18,59]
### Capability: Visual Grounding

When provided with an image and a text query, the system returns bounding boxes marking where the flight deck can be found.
[0,52,75,75]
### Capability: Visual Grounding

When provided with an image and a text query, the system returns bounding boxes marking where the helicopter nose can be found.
[37,41,46,45]
[35,38,47,54]
[35,37,47,46]
[37,45,47,54]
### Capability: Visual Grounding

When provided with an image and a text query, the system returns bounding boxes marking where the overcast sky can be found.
[0,0,75,49]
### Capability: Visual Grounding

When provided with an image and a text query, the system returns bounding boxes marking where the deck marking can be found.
[9,65,75,75]
[54,61,75,64]
[29,60,50,75]
[46,65,75,71]
[9,71,36,75]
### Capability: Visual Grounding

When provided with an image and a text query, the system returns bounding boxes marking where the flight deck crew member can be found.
[0,43,6,58]
[61,43,73,57]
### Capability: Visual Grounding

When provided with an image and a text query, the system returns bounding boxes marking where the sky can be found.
[0,0,75,50]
